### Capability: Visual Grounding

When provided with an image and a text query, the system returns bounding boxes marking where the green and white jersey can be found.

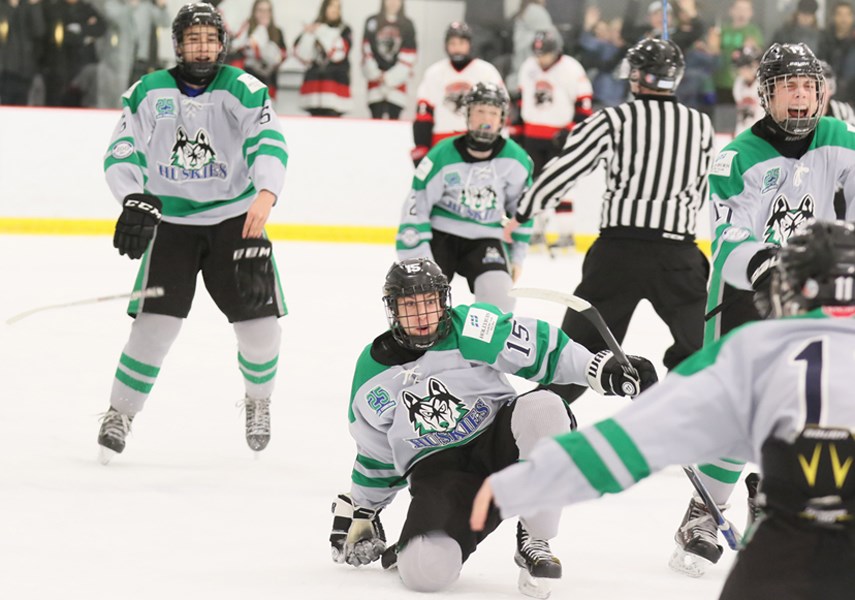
[396,136,535,266]
[104,66,288,225]
[707,117,855,340]
[347,302,593,510]
[489,308,855,519]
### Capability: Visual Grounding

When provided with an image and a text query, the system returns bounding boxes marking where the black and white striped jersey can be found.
[515,95,715,241]
[830,99,855,127]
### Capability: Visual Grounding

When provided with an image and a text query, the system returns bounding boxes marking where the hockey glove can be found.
[748,247,780,319]
[586,350,658,398]
[233,238,274,310]
[330,493,387,567]
[113,193,162,259]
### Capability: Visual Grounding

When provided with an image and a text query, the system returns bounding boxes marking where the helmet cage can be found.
[759,72,826,136]
[464,84,509,149]
[172,3,229,83]
[383,283,452,350]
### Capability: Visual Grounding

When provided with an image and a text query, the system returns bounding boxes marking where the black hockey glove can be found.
[233,238,274,310]
[748,247,780,319]
[330,493,387,567]
[586,350,658,398]
[113,193,162,259]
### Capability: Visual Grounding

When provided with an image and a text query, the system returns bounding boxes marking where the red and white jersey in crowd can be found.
[414,58,505,146]
[517,55,593,140]
[733,77,764,136]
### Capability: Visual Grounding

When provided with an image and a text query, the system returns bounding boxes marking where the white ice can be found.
[0,237,743,599]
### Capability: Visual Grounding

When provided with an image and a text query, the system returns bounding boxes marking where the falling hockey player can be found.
[329,258,657,598]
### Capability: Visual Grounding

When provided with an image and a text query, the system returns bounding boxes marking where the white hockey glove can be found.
[330,493,387,567]
[586,350,658,398]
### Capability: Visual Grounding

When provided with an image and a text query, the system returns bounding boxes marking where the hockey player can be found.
[330,258,657,598]
[677,42,855,576]
[516,29,593,249]
[821,60,855,125]
[397,82,533,313]
[410,21,505,165]
[473,220,855,600]
[98,2,288,463]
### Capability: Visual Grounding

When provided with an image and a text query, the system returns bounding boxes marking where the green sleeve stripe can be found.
[115,368,154,394]
[555,431,623,494]
[697,463,743,484]
[514,320,552,380]
[238,352,278,373]
[395,240,431,251]
[356,454,396,470]
[721,458,746,465]
[242,130,287,158]
[595,419,650,482]
[119,353,160,378]
[351,470,407,488]
[159,183,256,217]
[397,222,432,233]
[239,366,277,384]
[247,145,289,168]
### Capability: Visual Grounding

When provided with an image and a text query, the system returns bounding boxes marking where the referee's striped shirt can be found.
[515,95,715,241]
[830,99,855,126]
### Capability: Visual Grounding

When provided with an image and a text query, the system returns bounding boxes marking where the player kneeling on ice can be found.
[472,220,855,600]
[329,258,656,598]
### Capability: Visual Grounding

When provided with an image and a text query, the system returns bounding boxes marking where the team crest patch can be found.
[415,156,433,181]
[462,307,497,342]
[110,140,134,159]
[398,226,421,248]
[444,171,461,186]
[761,167,781,193]
[711,151,737,177]
[157,126,229,183]
[154,97,176,119]
[482,247,506,265]
[764,194,815,245]
[365,386,395,416]
[402,378,491,448]
[721,227,750,243]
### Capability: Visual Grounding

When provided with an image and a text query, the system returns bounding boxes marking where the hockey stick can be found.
[662,0,670,40]
[6,287,165,325]
[509,287,742,550]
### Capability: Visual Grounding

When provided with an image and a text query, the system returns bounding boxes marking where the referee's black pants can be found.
[546,236,709,404]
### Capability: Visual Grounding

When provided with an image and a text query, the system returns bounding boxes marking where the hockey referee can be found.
[504,37,715,406]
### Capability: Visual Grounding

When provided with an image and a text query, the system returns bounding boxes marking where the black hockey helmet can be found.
[172,2,229,85]
[820,59,837,97]
[532,30,563,56]
[445,21,473,44]
[770,220,855,317]
[757,43,825,136]
[383,259,452,350]
[621,37,685,92]
[462,82,509,150]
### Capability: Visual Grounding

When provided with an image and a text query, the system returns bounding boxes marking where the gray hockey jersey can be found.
[396,137,534,266]
[347,303,593,510]
[104,66,288,225]
[489,308,855,519]
[707,117,855,342]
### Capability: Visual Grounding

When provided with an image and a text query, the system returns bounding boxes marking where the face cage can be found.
[383,288,452,350]
[466,103,506,147]
[760,73,826,136]
[173,25,229,79]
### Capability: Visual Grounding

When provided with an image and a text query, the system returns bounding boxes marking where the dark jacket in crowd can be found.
[621,0,705,52]
[0,0,46,81]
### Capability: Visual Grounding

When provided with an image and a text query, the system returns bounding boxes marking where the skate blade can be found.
[517,568,552,599]
[668,546,712,578]
[98,446,117,465]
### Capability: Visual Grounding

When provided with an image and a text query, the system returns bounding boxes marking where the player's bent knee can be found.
[473,271,514,313]
[397,533,463,593]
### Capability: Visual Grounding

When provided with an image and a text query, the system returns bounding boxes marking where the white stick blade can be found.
[509,287,592,312]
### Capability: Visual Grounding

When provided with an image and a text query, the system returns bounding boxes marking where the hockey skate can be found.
[669,496,724,578]
[514,521,561,599]
[546,234,575,258]
[97,407,134,465]
[241,396,271,452]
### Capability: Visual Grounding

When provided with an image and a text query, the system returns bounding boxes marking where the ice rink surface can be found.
[0,237,744,599]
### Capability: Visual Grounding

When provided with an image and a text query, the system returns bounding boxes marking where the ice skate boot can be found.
[514,521,561,599]
[97,406,134,465]
[242,396,271,452]
[669,496,724,577]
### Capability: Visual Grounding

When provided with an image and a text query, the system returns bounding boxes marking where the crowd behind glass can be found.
[2,0,854,134]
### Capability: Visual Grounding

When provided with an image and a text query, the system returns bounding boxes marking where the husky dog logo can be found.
[170,126,216,170]
[764,194,815,245]
[460,185,498,212]
[401,378,468,435]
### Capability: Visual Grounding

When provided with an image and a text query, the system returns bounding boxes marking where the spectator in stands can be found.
[820,1,855,104]
[621,0,705,53]
[229,0,287,99]
[464,0,508,67]
[731,45,763,135]
[100,0,170,108]
[772,0,822,52]
[294,0,352,117]
[361,0,417,120]
[713,0,764,104]
[578,5,627,109]
[42,0,106,107]
[0,0,46,106]
[508,0,559,89]
[677,25,720,118]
